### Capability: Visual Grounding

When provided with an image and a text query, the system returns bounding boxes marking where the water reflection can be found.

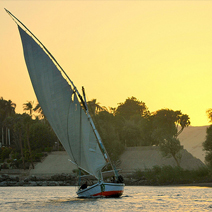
[1,186,212,211]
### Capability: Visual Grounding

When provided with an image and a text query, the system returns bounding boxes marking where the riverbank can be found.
[0,173,77,186]
[1,173,212,187]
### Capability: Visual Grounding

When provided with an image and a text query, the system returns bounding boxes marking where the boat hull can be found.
[77,182,124,198]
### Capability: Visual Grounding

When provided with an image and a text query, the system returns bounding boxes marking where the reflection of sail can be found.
[18,26,106,178]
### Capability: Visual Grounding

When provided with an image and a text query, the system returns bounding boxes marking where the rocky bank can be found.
[0,173,77,187]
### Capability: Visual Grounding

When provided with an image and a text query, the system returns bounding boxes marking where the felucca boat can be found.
[5,9,124,198]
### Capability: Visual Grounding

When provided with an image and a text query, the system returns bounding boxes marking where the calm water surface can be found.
[0,186,212,211]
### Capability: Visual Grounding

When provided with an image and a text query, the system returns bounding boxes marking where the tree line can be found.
[88,97,190,166]
[0,96,192,168]
[203,109,212,169]
[0,98,58,169]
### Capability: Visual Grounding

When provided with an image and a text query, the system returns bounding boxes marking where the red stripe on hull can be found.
[92,190,123,197]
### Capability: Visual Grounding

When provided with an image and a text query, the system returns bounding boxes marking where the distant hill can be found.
[118,146,205,174]
[178,126,208,163]
[118,126,208,174]
[31,147,205,176]
[30,151,77,176]
[29,126,209,176]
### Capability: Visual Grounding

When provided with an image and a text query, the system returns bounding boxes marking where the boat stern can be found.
[77,182,124,198]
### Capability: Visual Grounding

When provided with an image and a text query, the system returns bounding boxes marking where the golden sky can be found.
[1,1,212,126]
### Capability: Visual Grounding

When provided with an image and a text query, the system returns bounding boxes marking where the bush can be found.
[1,163,9,169]
[6,159,11,163]
[0,147,12,161]
[132,165,211,185]
[11,152,21,160]
[44,147,52,152]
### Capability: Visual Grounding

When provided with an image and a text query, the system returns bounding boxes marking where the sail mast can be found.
[82,87,109,162]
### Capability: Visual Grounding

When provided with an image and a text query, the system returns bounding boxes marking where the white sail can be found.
[18,26,107,178]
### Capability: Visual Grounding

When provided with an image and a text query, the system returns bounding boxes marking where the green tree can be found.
[23,101,34,116]
[5,99,16,117]
[29,121,57,151]
[13,114,25,169]
[33,102,45,119]
[206,108,212,123]
[3,115,18,149]
[3,116,14,146]
[87,99,106,116]
[95,110,124,162]
[203,108,212,168]
[22,113,34,169]
[139,115,155,146]
[115,96,149,120]
[0,98,16,146]
[203,125,212,168]
[159,136,183,167]
[152,109,190,141]
[121,120,141,147]
[151,109,190,166]
[176,114,191,137]
[113,97,151,147]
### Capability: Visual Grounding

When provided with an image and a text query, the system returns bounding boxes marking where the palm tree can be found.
[22,114,34,169]
[0,98,16,117]
[23,101,34,116]
[0,98,16,146]
[87,99,105,115]
[5,99,16,117]
[3,116,14,146]
[33,102,45,119]
[176,114,191,137]
[13,114,25,170]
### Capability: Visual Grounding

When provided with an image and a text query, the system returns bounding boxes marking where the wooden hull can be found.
[77,182,124,198]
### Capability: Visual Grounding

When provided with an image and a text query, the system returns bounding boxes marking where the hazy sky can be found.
[1,1,212,126]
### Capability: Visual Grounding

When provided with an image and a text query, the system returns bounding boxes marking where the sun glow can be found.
[1,1,212,126]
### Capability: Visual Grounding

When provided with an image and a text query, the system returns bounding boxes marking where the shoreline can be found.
[1,173,212,188]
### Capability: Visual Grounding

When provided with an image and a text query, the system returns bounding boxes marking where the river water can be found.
[1,186,212,211]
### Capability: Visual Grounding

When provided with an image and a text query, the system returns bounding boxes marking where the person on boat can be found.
[117,175,124,183]
[79,181,88,190]
[111,176,115,183]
